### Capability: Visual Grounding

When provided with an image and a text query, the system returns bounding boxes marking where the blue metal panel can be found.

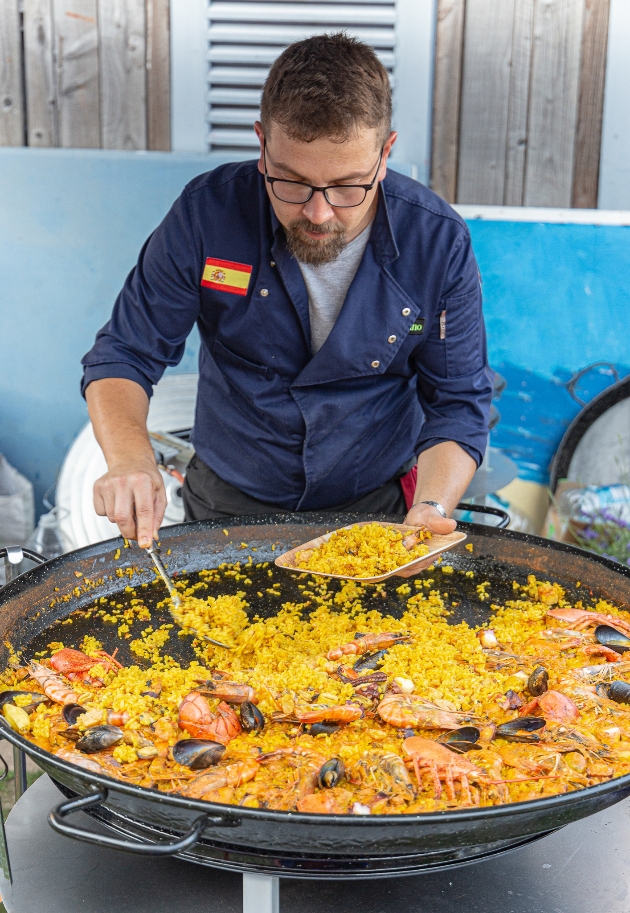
[469,220,630,375]
[1,148,629,512]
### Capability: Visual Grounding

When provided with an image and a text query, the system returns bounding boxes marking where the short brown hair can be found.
[260,32,391,143]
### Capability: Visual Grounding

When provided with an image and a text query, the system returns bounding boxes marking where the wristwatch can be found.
[418,500,447,518]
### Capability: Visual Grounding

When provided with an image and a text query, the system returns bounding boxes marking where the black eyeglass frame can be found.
[263,145,384,209]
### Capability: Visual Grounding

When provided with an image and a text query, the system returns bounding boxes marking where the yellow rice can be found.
[295,523,432,577]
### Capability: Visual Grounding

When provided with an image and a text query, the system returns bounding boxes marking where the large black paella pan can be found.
[1,512,630,878]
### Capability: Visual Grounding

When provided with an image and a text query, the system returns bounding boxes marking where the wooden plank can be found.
[523,0,585,207]
[23,0,56,146]
[0,0,25,146]
[503,0,535,205]
[146,0,170,150]
[53,0,100,147]
[572,0,610,208]
[457,0,516,205]
[98,0,146,149]
[430,0,465,202]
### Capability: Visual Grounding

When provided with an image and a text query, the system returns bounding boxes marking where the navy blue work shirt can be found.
[81,161,493,511]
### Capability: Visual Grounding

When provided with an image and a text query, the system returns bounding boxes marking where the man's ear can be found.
[379,131,398,181]
[254,121,265,174]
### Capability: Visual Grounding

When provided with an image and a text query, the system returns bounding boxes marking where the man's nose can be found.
[302,190,335,225]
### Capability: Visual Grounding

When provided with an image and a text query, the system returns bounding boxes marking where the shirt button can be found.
[371,360,380,368]
[270,261,276,267]
[260,288,269,297]
[388,335,397,344]
[402,307,411,316]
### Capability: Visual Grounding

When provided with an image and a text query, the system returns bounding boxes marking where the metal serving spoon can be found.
[145,542,232,650]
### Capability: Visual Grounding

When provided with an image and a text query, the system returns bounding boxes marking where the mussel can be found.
[0,691,48,713]
[437,726,481,753]
[172,738,226,769]
[318,758,345,789]
[495,717,546,743]
[62,703,87,726]
[527,666,549,696]
[75,725,123,754]
[595,625,630,655]
[310,721,341,736]
[353,650,388,673]
[240,701,265,733]
[606,681,630,705]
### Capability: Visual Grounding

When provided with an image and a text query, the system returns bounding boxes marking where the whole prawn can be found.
[377,693,477,730]
[28,662,78,705]
[327,632,410,662]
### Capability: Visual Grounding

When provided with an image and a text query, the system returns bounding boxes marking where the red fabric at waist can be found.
[400,466,417,512]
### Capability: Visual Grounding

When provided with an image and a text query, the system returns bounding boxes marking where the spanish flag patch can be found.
[201,257,252,296]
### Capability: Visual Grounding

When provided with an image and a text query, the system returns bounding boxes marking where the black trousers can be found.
[182,453,407,521]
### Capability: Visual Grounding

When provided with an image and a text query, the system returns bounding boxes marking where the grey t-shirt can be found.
[297,221,372,354]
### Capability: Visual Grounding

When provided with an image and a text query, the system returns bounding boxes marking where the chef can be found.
[82,32,493,555]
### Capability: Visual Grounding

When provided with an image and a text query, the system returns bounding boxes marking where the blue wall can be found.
[1,148,629,511]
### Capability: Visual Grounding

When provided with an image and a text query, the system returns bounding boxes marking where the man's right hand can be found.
[93,460,167,548]
[85,378,168,548]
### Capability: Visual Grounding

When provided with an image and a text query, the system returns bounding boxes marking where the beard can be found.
[285,218,347,266]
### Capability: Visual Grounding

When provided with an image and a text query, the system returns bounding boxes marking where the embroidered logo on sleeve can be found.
[201,257,252,296]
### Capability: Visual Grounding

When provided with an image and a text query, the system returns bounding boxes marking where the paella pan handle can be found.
[48,788,235,855]
[0,547,47,587]
[455,502,510,529]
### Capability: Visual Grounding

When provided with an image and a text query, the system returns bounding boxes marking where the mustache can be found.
[288,218,345,237]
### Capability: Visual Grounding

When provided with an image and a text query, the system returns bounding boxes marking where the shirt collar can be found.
[266,175,399,266]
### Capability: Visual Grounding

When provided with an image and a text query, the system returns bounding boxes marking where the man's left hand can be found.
[395,502,457,578]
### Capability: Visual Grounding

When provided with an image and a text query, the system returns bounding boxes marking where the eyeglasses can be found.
[263,145,383,208]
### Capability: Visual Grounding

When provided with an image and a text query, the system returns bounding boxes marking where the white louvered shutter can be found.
[206,2,396,152]
[171,0,434,182]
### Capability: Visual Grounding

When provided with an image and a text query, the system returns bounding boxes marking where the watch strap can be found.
[418,500,447,518]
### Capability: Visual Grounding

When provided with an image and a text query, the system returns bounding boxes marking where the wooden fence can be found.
[432,0,610,208]
[0,0,170,151]
[0,0,611,206]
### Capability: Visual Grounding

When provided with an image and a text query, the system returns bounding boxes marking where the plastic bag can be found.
[0,453,35,548]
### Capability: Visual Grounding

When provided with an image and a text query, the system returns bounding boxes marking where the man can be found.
[82,33,492,554]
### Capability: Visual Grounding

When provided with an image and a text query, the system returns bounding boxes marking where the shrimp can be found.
[28,662,78,705]
[582,644,623,663]
[520,690,579,723]
[297,788,354,814]
[179,759,260,800]
[377,693,476,730]
[258,746,327,809]
[547,608,630,638]
[402,737,490,805]
[326,632,410,662]
[196,680,258,705]
[349,749,415,796]
[295,704,363,725]
[178,692,241,744]
[55,747,104,774]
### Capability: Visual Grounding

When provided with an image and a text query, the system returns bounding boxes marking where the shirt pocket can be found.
[442,289,484,378]
[212,338,270,378]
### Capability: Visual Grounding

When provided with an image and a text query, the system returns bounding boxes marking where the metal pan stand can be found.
[3,775,630,913]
